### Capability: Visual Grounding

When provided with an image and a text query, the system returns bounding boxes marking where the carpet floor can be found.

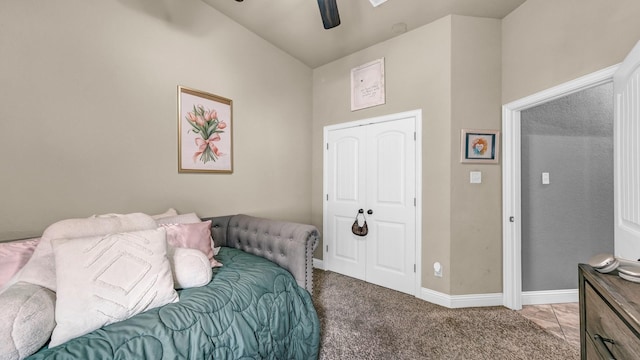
[312,269,580,360]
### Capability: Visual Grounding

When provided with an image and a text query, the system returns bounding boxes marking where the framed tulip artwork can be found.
[178,86,233,173]
[460,129,500,164]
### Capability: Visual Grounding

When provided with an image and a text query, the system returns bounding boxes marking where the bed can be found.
[1,214,321,360]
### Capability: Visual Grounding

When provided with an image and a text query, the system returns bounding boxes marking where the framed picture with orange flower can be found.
[460,129,500,164]
[178,86,233,173]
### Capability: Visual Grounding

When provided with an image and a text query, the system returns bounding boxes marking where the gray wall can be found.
[521,82,613,291]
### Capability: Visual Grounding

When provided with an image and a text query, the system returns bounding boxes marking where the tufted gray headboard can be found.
[202,214,320,293]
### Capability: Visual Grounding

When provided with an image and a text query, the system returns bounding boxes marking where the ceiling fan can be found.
[316,0,340,29]
[317,0,388,30]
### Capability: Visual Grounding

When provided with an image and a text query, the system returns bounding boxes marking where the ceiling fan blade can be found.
[317,0,340,29]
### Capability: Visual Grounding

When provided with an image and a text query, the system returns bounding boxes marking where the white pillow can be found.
[0,282,55,359]
[49,228,179,347]
[150,208,179,220]
[168,247,212,289]
[18,213,158,292]
[154,212,201,225]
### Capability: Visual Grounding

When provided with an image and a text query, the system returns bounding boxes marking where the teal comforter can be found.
[28,247,320,359]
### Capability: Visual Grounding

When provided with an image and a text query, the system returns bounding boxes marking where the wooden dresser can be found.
[579,264,640,359]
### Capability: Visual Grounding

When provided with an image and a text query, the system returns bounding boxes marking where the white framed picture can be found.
[351,58,385,111]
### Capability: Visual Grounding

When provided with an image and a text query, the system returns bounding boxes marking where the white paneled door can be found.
[325,115,417,295]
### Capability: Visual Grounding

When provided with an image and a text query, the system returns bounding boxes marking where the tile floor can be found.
[519,302,580,348]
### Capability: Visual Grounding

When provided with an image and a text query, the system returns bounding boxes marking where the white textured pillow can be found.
[0,282,55,360]
[150,208,179,220]
[154,212,201,225]
[18,213,158,292]
[168,247,212,289]
[49,228,178,347]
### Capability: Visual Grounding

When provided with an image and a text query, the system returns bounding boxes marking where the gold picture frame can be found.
[178,86,233,173]
[460,129,500,164]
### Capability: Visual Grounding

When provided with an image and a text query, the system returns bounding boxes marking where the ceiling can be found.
[203,0,527,68]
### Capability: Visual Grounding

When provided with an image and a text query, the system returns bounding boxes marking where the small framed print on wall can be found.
[351,58,385,111]
[178,86,233,173]
[460,129,500,164]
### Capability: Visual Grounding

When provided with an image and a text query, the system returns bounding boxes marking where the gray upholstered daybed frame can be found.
[203,214,320,293]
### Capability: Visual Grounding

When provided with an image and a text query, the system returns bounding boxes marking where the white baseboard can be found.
[315,266,503,308]
[313,258,325,270]
[418,288,578,308]
[522,289,578,305]
[316,265,576,308]
[420,288,503,309]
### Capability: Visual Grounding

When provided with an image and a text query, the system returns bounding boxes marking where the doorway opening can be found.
[521,82,613,300]
[502,65,618,310]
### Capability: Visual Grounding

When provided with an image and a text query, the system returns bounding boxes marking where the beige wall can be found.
[502,0,640,103]
[312,16,453,293]
[0,0,313,241]
[312,15,502,295]
[5,0,636,297]
[450,16,502,294]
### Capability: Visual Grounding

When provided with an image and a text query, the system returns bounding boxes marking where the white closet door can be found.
[326,126,367,280]
[326,116,416,295]
[364,117,416,294]
[614,40,640,261]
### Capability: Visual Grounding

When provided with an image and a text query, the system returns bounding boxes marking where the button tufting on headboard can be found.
[202,214,319,293]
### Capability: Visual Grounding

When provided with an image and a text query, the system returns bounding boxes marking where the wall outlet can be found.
[434,262,443,277]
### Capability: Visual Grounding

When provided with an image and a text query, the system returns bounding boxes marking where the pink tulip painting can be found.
[185,104,225,164]
[178,86,233,173]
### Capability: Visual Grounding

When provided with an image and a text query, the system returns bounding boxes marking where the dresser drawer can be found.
[585,282,640,359]
[584,334,603,360]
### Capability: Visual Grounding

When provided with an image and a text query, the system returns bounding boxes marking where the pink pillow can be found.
[160,221,222,267]
[0,237,41,289]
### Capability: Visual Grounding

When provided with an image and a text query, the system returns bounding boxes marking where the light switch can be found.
[470,171,482,184]
[542,172,550,185]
